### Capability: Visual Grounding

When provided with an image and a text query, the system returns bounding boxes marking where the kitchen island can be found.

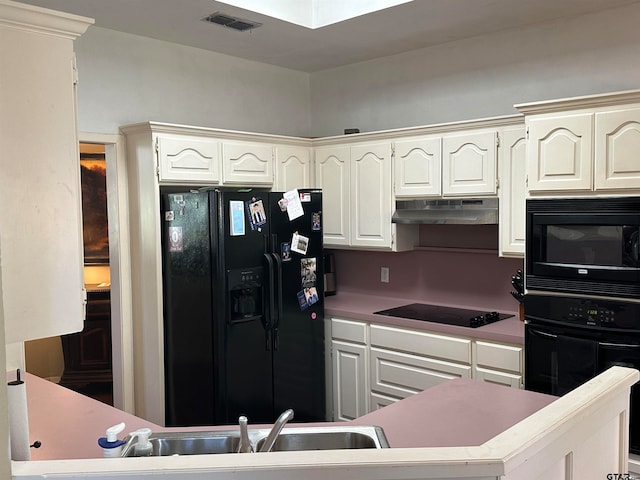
[11,366,638,479]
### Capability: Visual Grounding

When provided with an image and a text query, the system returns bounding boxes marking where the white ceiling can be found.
[15,0,640,72]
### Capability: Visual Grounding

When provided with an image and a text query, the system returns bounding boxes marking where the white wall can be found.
[74,27,312,136]
[73,4,640,139]
[310,3,640,136]
[0,239,11,478]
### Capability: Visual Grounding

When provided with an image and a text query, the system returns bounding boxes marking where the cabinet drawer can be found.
[474,341,522,374]
[474,367,522,389]
[331,318,367,344]
[370,324,471,364]
[370,347,471,399]
[369,391,400,411]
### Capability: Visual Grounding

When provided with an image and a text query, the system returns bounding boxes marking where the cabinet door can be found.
[594,108,640,191]
[394,136,442,197]
[442,131,497,196]
[315,146,350,246]
[1,13,88,343]
[274,145,312,191]
[332,340,368,421]
[527,113,593,192]
[499,127,527,257]
[350,142,392,248]
[222,141,273,185]
[157,134,220,184]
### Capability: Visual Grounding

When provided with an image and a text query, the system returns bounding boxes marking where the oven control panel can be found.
[525,294,640,330]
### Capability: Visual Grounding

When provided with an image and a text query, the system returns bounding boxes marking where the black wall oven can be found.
[526,196,640,299]
[525,196,640,453]
[524,294,640,454]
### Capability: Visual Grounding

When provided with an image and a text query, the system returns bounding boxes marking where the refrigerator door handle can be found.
[263,253,276,351]
[271,252,283,351]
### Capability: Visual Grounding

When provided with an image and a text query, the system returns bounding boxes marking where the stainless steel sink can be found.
[121,425,388,457]
[121,430,241,456]
[255,427,387,451]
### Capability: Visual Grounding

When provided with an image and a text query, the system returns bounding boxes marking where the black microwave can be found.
[526,197,640,300]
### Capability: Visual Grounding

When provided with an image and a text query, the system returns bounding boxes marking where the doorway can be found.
[24,134,134,413]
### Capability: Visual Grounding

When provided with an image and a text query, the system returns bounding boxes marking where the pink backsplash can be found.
[329,248,524,314]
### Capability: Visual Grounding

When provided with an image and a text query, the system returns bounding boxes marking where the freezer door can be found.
[268,190,326,422]
[161,189,215,426]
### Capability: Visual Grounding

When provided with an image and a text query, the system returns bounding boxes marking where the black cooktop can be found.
[373,303,513,328]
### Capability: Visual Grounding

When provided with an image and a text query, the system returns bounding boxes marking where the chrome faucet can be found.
[258,409,294,452]
[237,415,253,453]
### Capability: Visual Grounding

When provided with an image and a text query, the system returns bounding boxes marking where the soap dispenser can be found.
[130,428,153,457]
[98,422,126,457]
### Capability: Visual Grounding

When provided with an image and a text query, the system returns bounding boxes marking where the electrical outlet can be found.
[380,267,389,283]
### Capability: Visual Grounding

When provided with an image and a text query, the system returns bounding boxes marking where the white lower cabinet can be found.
[369,391,399,411]
[472,340,523,389]
[329,317,524,420]
[369,324,472,404]
[332,341,368,420]
[370,347,471,400]
[331,318,369,421]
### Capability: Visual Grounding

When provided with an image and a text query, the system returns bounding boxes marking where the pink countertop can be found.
[23,371,554,460]
[325,291,525,345]
[352,378,554,448]
[25,373,158,461]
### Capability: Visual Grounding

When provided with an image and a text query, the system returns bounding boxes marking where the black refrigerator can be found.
[160,187,325,427]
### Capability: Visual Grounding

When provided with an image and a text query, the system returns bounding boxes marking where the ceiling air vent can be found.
[202,12,262,32]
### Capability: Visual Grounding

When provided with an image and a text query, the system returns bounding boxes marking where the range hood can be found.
[392,198,499,225]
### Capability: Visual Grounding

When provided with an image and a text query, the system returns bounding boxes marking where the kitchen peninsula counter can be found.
[325,291,524,345]
[23,371,552,460]
[14,367,637,479]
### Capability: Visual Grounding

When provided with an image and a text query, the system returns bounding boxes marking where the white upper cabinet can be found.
[222,140,274,185]
[316,141,407,250]
[499,127,527,258]
[274,145,312,191]
[315,145,351,246]
[350,142,393,248]
[517,90,640,194]
[595,107,640,190]
[442,130,498,196]
[0,2,92,343]
[394,136,442,197]
[526,113,593,192]
[157,134,220,184]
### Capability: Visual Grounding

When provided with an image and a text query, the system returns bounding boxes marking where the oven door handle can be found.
[599,341,640,349]
[530,328,557,339]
